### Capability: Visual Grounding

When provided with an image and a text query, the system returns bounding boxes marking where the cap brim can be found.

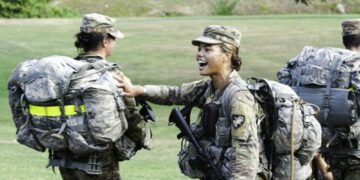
[109,30,124,39]
[191,36,222,46]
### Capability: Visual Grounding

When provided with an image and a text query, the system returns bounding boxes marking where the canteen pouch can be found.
[114,135,138,161]
[293,87,358,127]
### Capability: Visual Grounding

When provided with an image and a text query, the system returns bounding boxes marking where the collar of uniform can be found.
[75,53,105,63]
[76,52,104,60]
[211,70,241,101]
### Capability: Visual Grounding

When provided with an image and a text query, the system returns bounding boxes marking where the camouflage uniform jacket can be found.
[143,70,259,179]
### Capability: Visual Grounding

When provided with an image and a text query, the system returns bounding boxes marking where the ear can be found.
[223,52,231,62]
[102,38,109,48]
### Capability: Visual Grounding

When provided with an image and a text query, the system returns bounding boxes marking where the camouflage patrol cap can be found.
[192,25,241,48]
[342,19,360,37]
[80,13,124,39]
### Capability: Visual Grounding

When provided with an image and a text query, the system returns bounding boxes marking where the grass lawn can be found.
[0,14,358,179]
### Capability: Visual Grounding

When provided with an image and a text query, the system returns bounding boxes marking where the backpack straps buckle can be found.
[48,151,103,175]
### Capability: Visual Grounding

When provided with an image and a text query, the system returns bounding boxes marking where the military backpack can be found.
[223,78,322,179]
[8,55,151,161]
[278,46,360,127]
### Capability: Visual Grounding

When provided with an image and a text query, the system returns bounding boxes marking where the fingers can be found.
[113,74,131,89]
[121,92,132,97]
[116,82,124,88]
[112,73,139,97]
[113,74,124,83]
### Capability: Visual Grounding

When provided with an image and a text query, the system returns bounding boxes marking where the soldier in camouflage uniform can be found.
[325,19,360,180]
[277,19,360,180]
[120,25,259,179]
[55,13,151,180]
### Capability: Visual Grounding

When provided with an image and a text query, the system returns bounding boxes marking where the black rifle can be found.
[169,107,226,180]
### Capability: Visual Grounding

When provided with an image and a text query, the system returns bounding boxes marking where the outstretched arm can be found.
[113,73,209,105]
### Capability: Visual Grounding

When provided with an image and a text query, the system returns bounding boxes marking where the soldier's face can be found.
[196,43,228,76]
[104,37,117,57]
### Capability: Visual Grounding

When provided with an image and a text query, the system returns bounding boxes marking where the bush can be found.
[210,0,239,15]
[0,0,77,18]
[59,0,152,17]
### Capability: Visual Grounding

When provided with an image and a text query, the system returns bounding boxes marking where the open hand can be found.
[112,74,145,97]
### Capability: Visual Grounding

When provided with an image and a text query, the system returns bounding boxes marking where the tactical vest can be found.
[178,80,247,179]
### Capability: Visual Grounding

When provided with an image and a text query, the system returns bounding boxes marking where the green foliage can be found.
[295,0,326,5]
[210,0,240,15]
[343,0,360,13]
[259,4,271,14]
[59,0,152,17]
[313,1,338,13]
[0,0,77,18]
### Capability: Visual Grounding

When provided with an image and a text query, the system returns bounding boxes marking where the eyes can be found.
[198,45,214,53]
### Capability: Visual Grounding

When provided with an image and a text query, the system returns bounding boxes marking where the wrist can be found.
[135,85,146,96]
[142,86,147,95]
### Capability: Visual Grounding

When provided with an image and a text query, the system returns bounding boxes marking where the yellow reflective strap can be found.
[349,86,355,92]
[29,104,86,116]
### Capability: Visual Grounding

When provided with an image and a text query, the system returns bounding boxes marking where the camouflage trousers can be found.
[326,155,360,180]
[58,148,120,180]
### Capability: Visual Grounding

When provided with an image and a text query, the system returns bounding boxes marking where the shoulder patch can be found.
[232,115,245,129]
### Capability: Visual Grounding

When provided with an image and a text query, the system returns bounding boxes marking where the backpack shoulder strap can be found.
[221,79,248,120]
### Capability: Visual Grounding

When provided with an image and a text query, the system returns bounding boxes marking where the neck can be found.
[349,46,360,53]
[210,70,232,90]
[86,50,106,59]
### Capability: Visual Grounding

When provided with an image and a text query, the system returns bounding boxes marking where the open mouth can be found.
[198,60,208,67]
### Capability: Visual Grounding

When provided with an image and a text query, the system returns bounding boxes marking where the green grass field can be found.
[1,14,359,179]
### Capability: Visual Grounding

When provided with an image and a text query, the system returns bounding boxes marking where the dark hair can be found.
[221,43,242,71]
[343,34,360,50]
[74,32,115,53]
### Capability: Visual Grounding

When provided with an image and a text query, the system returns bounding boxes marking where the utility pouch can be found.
[137,99,156,122]
[188,157,206,171]
[200,103,220,136]
[293,87,358,127]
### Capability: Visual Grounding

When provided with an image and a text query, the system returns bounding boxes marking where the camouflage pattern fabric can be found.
[70,63,128,143]
[248,79,321,180]
[277,46,354,88]
[272,155,312,180]
[143,70,259,179]
[192,25,241,48]
[278,46,360,180]
[325,155,360,180]
[81,13,124,39]
[59,146,120,180]
[8,55,129,155]
[57,53,151,178]
[342,19,360,37]
[74,53,152,155]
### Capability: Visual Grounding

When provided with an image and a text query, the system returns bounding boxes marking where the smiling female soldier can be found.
[119,25,259,179]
